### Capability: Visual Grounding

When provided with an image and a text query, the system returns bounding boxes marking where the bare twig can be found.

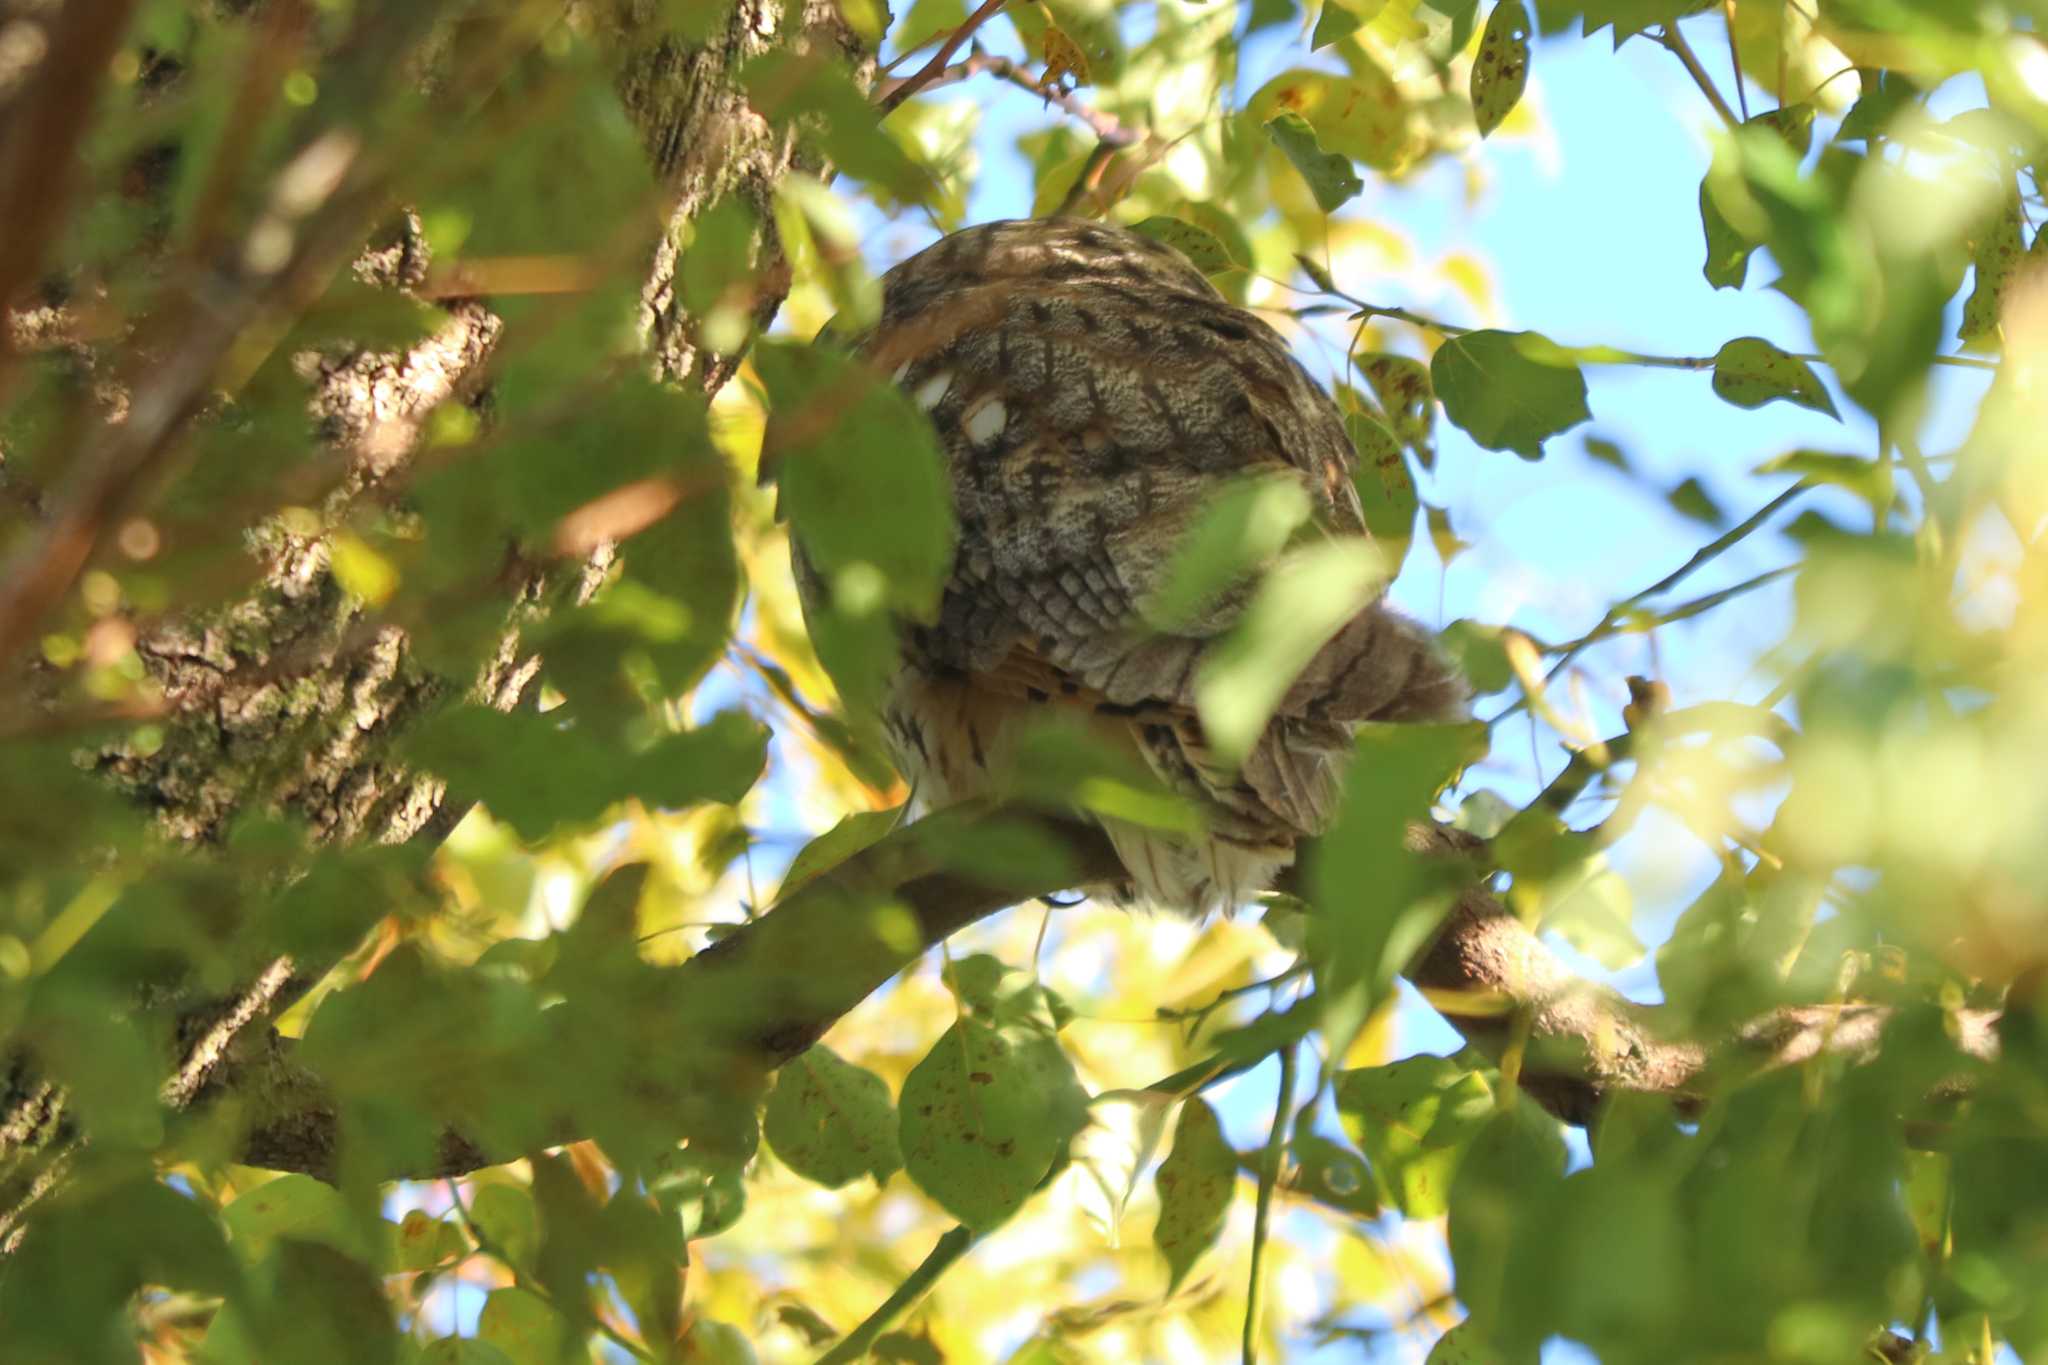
[1656,22,1741,128]
[876,0,1013,112]
[1541,480,1817,687]
[907,52,1141,148]
[1721,0,1749,122]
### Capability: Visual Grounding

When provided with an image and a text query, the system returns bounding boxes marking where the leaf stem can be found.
[1656,21,1741,128]
[815,1226,980,1365]
[1323,279,2000,376]
[1242,1042,1299,1365]
[1539,479,1817,687]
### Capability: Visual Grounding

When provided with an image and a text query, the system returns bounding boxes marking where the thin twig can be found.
[1552,564,1798,657]
[907,52,1139,148]
[815,1226,978,1365]
[1721,0,1749,122]
[876,0,1013,112]
[1541,480,1817,687]
[1243,1043,1299,1365]
[1655,22,1741,128]
[1054,141,1119,216]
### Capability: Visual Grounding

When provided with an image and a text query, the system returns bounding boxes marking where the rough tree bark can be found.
[0,0,869,1241]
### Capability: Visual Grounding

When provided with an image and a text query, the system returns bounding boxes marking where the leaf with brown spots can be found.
[764,1044,902,1189]
[1470,0,1530,139]
[1709,336,1838,418]
[1347,413,1416,572]
[1129,216,1239,276]
[1959,195,2028,351]
[1355,352,1436,468]
[1251,63,1422,173]
[1335,1055,1494,1219]
[898,1016,1089,1230]
[1152,1098,1237,1292]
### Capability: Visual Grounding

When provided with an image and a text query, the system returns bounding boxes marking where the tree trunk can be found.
[0,0,870,1242]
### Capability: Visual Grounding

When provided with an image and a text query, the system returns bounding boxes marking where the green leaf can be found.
[1753,448,1892,510]
[598,1191,689,1346]
[225,1175,369,1263]
[684,1320,762,1365]
[1710,337,1840,417]
[1436,620,1515,695]
[1152,1098,1238,1291]
[1579,0,1714,45]
[406,708,767,843]
[1129,216,1239,274]
[765,1045,903,1188]
[888,0,967,51]
[1335,1056,1496,1218]
[1251,64,1419,173]
[420,58,654,258]
[1290,1132,1380,1218]
[1264,112,1365,212]
[1431,330,1591,460]
[260,1240,400,1365]
[1540,862,1644,970]
[758,338,955,619]
[23,990,163,1151]
[1310,721,1488,1051]
[1144,471,1313,633]
[898,1016,1089,1230]
[477,1288,574,1365]
[1699,174,1760,290]
[1194,540,1388,767]
[1838,69,1918,143]
[651,1146,749,1240]
[1665,476,1725,526]
[1445,1105,1568,1342]
[391,1210,467,1273]
[469,1183,540,1270]
[1582,432,1631,470]
[1471,1,1532,138]
[1311,0,1387,47]
[422,1340,519,1365]
[1425,1321,1513,1364]
[0,1173,242,1362]
[742,51,929,203]
[780,807,903,893]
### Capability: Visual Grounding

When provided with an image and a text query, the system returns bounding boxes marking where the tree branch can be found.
[209,807,2000,1181]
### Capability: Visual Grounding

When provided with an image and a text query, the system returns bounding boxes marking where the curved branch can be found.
[217,806,1998,1180]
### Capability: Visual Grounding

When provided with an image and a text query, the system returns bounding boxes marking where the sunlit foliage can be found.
[0,0,2045,1361]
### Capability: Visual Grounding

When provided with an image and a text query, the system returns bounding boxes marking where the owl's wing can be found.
[868,220,1466,835]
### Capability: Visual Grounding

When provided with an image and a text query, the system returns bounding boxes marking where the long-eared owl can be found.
[784,218,1467,916]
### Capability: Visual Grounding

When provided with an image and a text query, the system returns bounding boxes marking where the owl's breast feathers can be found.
[794,218,1467,914]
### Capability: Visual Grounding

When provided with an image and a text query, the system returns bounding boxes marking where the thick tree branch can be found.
[210,807,2000,1181]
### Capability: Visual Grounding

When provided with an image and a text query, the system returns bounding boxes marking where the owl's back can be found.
[814,218,1467,914]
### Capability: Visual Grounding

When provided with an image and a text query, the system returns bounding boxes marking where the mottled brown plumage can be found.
[794,218,1467,915]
